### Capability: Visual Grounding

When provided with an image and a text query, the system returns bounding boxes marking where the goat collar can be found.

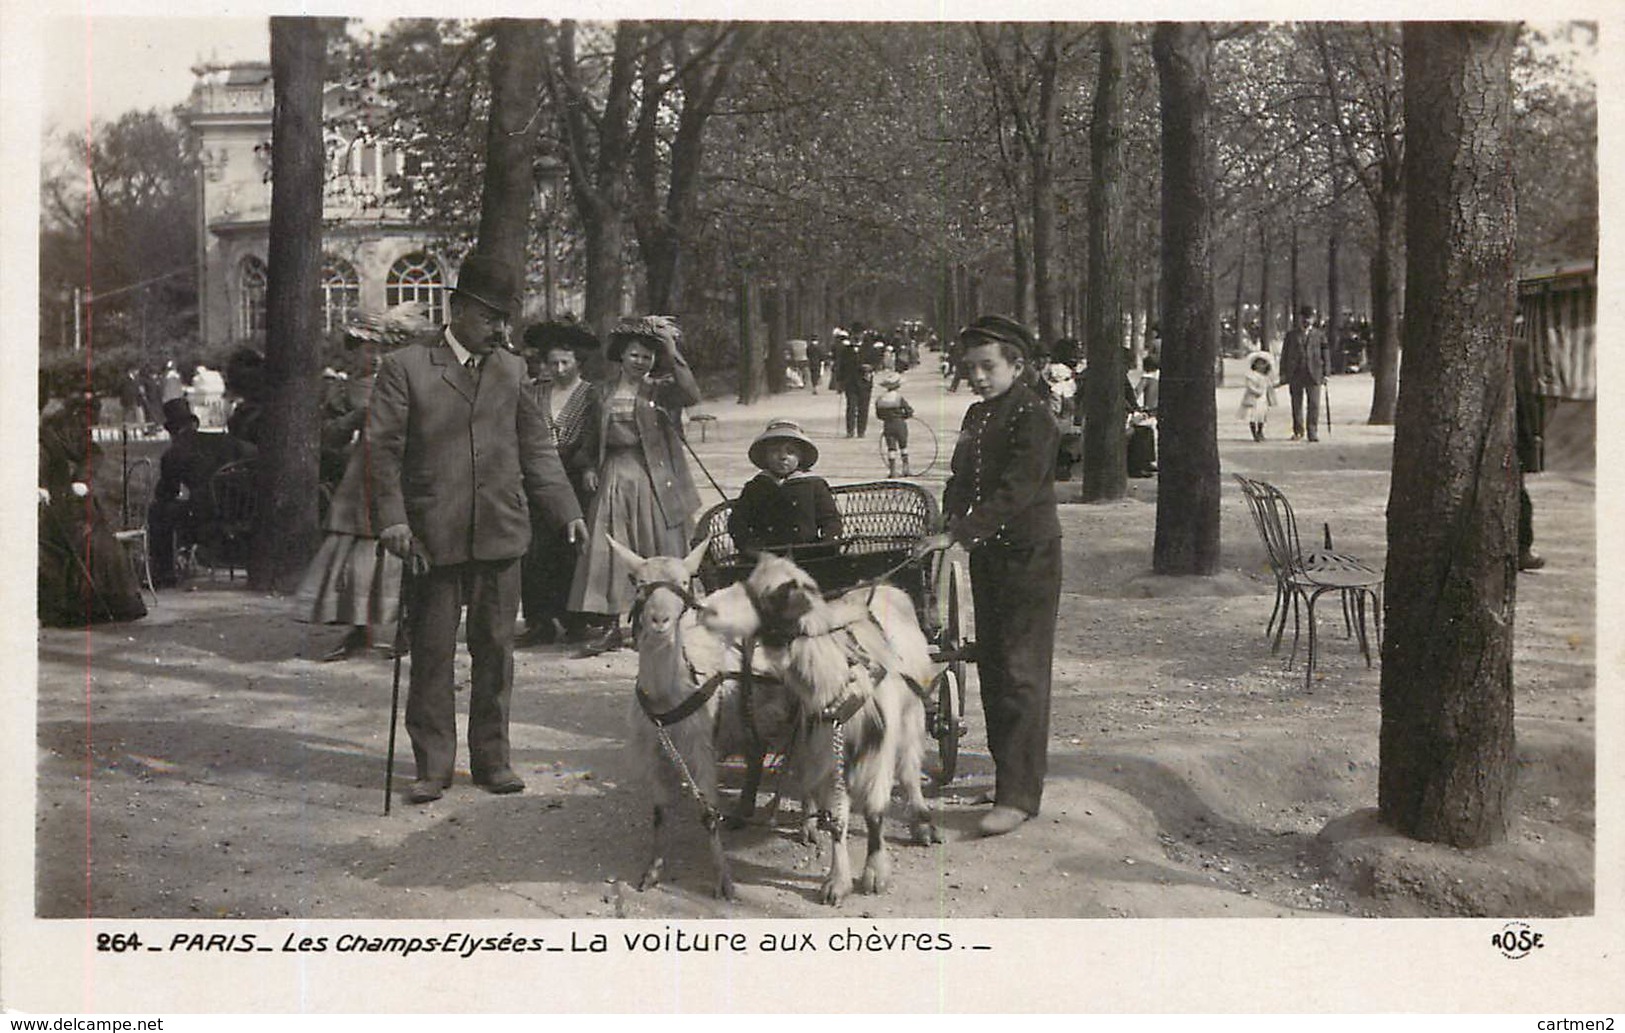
[636,670,734,727]
[812,693,867,726]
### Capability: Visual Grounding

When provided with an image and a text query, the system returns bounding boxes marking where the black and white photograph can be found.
[2,0,1616,1017]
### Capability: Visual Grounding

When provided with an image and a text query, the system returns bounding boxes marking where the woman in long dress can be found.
[38,393,147,627]
[295,304,425,660]
[568,315,702,655]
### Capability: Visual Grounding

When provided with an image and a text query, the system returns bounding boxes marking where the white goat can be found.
[607,536,796,900]
[699,552,939,905]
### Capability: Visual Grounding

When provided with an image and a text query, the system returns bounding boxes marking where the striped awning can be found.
[1517,262,1596,401]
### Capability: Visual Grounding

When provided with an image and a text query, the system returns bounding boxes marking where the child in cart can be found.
[729,419,843,562]
[874,372,915,476]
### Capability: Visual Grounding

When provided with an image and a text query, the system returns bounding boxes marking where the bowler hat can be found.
[960,314,1035,359]
[451,253,520,317]
[162,398,198,433]
[748,419,820,472]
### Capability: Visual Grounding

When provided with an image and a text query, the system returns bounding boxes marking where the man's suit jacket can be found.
[367,332,583,567]
[1279,325,1328,385]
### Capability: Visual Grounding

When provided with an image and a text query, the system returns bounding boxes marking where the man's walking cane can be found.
[1323,381,1333,436]
[383,546,421,816]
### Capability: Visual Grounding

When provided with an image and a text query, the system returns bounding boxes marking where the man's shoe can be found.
[406,779,446,804]
[1518,550,1546,571]
[978,805,1030,837]
[474,768,526,794]
[574,625,623,658]
[514,621,559,647]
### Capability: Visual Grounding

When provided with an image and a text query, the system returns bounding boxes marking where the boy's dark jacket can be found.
[944,381,1061,550]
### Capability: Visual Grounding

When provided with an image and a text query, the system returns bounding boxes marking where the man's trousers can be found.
[406,557,520,783]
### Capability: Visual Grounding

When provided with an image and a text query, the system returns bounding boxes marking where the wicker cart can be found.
[688,480,974,784]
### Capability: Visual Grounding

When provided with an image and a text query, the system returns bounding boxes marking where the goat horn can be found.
[682,536,711,577]
[605,534,645,571]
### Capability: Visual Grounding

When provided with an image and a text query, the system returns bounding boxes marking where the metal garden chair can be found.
[1234,474,1383,689]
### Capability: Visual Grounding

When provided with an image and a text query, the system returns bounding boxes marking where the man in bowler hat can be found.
[369,252,588,803]
[1278,304,1330,441]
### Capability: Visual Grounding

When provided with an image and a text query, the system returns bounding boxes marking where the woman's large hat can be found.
[748,419,820,471]
[959,314,1035,359]
[524,320,601,357]
[607,315,681,370]
[451,253,520,317]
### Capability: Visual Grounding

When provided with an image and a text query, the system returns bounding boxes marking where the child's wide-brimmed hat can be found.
[748,419,820,471]
[1244,349,1275,375]
[878,372,903,390]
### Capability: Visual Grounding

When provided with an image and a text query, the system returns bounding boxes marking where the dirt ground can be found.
[34,361,1595,922]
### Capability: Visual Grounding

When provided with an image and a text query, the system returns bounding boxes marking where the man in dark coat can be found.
[1278,304,1329,441]
[369,253,587,804]
[147,398,255,587]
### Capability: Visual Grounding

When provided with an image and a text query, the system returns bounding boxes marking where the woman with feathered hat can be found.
[568,315,703,655]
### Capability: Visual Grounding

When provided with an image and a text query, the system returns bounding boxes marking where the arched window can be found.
[386,252,444,324]
[239,256,269,339]
[321,256,361,333]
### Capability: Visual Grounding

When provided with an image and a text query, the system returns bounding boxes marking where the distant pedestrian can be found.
[1239,350,1278,441]
[1279,305,1329,442]
[787,337,811,390]
[806,335,826,394]
[874,372,914,476]
[834,328,879,438]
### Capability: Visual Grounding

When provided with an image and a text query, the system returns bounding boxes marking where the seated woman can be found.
[38,391,147,627]
[728,419,842,562]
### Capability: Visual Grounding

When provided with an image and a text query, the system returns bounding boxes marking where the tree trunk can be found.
[1232,233,1246,354]
[251,17,327,593]
[551,21,637,340]
[1151,23,1221,576]
[1011,203,1031,326]
[1081,23,1128,503]
[1380,21,1519,848]
[1257,221,1273,351]
[1327,224,1341,373]
[1030,27,1061,348]
[475,20,545,276]
[764,283,788,394]
[1368,187,1404,423]
[736,272,767,404]
[1289,223,1301,317]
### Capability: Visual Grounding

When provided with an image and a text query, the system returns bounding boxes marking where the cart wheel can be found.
[933,665,963,785]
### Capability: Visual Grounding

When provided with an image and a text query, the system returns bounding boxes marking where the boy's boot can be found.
[1251,422,1263,442]
[887,452,898,477]
[900,451,911,476]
